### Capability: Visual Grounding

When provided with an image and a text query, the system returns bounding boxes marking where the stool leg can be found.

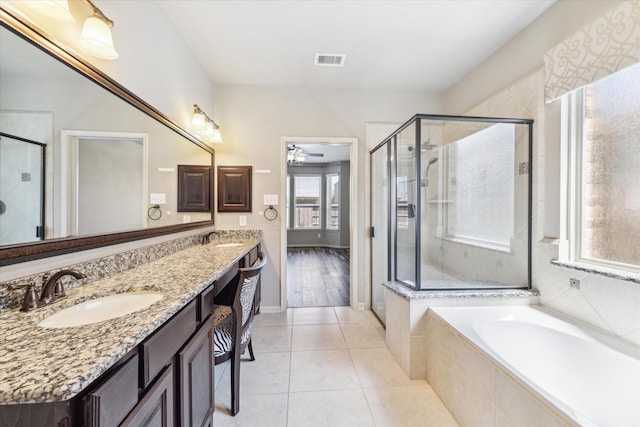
[248,339,255,361]
[231,348,240,415]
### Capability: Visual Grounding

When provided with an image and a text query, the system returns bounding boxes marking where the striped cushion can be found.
[214,315,233,357]
[213,315,253,358]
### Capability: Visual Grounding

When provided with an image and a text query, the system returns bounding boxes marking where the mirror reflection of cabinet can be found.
[217,166,252,212]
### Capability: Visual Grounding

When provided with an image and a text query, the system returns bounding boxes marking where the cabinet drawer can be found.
[199,283,215,322]
[214,263,239,302]
[84,352,138,427]
[141,300,197,387]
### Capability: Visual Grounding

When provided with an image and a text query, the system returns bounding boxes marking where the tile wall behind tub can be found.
[461,69,640,347]
[0,234,202,310]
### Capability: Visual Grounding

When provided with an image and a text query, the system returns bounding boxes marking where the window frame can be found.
[292,173,322,229]
[325,173,340,231]
[565,85,640,274]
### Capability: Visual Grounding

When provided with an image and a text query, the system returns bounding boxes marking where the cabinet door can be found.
[217,166,252,212]
[121,364,174,427]
[178,321,214,427]
[84,352,138,427]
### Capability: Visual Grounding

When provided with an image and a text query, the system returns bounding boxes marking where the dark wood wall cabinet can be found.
[178,165,212,212]
[217,166,252,212]
[0,244,262,427]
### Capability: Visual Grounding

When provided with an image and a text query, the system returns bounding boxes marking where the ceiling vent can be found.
[314,53,346,67]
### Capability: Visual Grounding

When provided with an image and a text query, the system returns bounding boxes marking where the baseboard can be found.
[258,305,283,313]
[286,244,350,249]
[353,302,366,311]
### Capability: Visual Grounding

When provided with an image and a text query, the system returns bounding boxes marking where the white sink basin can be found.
[214,242,243,248]
[38,292,163,328]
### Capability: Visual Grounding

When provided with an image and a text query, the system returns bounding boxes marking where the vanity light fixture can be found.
[78,0,119,60]
[192,104,223,144]
[24,0,75,23]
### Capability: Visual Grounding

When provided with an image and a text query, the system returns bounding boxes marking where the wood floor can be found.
[287,247,350,307]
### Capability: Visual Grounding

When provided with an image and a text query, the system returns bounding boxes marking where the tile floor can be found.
[213,306,459,427]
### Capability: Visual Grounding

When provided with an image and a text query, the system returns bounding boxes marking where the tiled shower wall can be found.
[462,69,640,346]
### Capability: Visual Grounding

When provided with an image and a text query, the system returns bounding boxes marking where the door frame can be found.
[280,136,359,310]
[60,130,148,236]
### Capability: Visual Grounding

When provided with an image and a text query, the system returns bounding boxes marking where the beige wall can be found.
[212,84,441,308]
[444,0,627,114]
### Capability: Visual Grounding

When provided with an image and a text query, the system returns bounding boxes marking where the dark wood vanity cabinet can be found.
[80,294,212,427]
[120,364,174,427]
[0,246,260,427]
[177,320,214,427]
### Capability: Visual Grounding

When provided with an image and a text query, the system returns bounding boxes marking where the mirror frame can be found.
[0,7,215,266]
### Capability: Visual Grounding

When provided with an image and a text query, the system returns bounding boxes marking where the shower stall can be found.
[370,114,533,323]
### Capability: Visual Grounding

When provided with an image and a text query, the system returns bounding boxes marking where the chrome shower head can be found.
[422,157,439,187]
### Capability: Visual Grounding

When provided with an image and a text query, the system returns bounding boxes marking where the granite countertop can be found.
[383,280,540,299]
[0,237,261,405]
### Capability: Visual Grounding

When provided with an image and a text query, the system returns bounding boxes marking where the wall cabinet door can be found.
[121,364,174,427]
[217,166,252,212]
[178,320,214,427]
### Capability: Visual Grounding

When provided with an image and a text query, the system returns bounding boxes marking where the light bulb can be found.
[25,0,75,23]
[79,16,119,60]
[192,111,205,129]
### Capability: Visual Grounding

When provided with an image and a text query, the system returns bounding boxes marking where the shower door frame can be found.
[369,114,534,292]
[0,132,46,243]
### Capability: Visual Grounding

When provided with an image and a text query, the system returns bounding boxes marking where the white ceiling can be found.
[158,0,555,162]
[288,143,351,164]
[158,0,556,93]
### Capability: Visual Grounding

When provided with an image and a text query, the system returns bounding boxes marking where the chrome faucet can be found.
[201,230,221,245]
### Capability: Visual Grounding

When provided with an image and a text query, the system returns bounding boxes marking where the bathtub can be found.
[430,305,640,427]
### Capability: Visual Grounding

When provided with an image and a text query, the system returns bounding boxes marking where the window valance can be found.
[543,0,640,103]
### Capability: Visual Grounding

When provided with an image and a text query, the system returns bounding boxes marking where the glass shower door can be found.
[395,123,418,287]
[370,143,389,323]
[0,134,45,245]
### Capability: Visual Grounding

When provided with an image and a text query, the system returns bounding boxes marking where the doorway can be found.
[281,137,358,309]
[61,130,148,236]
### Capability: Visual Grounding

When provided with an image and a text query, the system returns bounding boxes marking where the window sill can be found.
[550,260,640,284]
[442,236,511,254]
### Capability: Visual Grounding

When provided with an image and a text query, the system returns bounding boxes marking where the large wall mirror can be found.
[0,8,214,266]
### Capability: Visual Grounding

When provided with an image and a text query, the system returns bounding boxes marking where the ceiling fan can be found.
[287,145,324,165]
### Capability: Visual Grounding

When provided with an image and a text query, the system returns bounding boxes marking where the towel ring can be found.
[264,205,278,221]
[147,204,162,220]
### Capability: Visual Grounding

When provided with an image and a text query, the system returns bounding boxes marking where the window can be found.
[569,64,640,270]
[326,174,340,230]
[294,175,321,228]
[445,123,515,249]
